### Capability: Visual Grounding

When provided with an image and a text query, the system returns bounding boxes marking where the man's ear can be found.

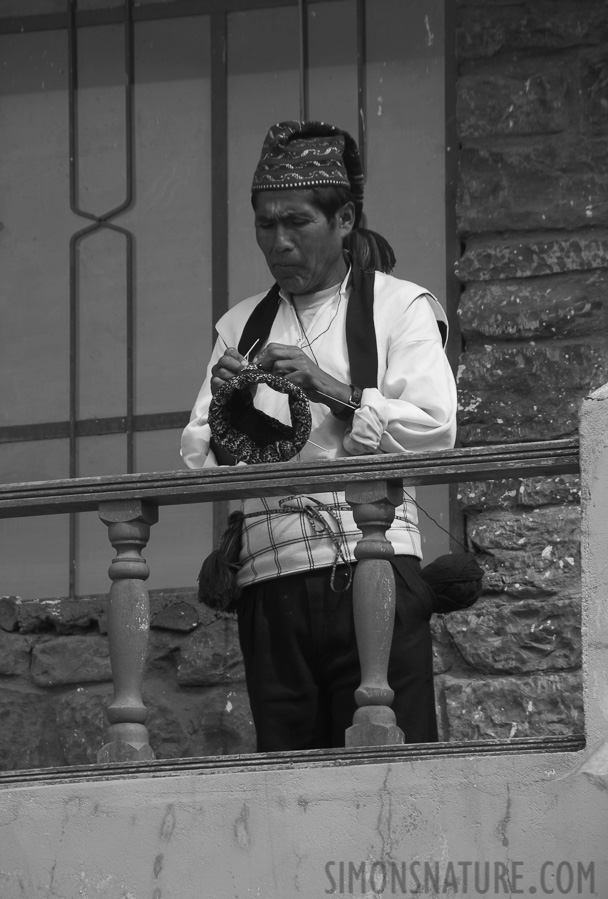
[337,201,356,236]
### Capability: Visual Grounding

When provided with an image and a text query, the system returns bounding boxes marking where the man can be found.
[181,121,457,752]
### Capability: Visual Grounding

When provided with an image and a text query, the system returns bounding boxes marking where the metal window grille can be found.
[0,0,368,596]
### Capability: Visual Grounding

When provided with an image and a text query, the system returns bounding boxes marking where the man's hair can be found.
[307,185,355,222]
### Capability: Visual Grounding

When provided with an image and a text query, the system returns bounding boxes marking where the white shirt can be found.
[181,269,457,587]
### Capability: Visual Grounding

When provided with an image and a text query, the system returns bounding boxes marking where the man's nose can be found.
[273,225,293,251]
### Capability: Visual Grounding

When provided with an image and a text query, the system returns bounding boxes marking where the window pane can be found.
[0,30,71,426]
[366,0,446,298]
[0,439,70,599]
[76,228,128,420]
[227,6,300,305]
[126,17,213,418]
[307,0,357,132]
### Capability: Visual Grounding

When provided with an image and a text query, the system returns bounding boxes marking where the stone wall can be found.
[2,0,607,770]
[0,590,256,769]
[442,0,608,740]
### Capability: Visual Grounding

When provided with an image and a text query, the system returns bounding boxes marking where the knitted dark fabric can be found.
[420,552,484,614]
[198,511,244,612]
[208,367,312,464]
[251,120,364,226]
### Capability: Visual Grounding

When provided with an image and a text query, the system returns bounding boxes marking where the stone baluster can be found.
[97,499,158,763]
[345,479,405,747]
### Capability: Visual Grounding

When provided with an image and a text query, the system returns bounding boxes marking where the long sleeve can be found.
[342,292,457,456]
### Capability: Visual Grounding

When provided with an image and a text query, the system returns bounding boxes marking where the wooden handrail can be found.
[0,439,580,518]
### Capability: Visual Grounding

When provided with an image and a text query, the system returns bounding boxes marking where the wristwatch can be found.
[332,384,362,421]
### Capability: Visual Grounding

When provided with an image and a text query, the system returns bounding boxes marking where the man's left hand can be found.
[254,343,352,414]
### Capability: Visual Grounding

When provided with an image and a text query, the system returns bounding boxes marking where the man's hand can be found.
[254,343,353,414]
[210,347,246,395]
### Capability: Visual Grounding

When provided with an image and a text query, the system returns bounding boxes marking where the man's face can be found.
[253,190,353,296]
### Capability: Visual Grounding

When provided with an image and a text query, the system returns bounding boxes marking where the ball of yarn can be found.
[420,552,484,614]
[208,366,312,464]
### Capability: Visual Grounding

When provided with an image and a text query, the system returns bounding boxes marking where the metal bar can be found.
[356,0,366,178]
[0,1,316,35]
[211,12,229,326]
[298,0,308,121]
[67,0,80,598]
[443,1,463,555]
[124,1,136,473]
[210,10,231,548]
[0,413,191,445]
[125,232,135,473]
[443,0,460,375]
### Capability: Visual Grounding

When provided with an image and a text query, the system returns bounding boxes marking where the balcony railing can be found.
[0,438,580,761]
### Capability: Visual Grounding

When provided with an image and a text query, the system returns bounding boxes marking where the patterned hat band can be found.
[251,120,364,224]
[208,366,312,465]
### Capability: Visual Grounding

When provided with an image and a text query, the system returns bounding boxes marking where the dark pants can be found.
[236,556,437,752]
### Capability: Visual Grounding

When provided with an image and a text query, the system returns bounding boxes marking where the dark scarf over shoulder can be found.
[237,265,379,390]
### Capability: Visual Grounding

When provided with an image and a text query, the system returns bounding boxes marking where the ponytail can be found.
[343,227,396,275]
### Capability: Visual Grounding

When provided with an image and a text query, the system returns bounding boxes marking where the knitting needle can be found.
[243,339,260,362]
[315,390,358,410]
[307,439,328,452]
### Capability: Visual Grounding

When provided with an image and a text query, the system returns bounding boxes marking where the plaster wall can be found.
[1,750,606,898]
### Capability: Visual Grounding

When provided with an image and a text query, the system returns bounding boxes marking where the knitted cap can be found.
[208,366,312,464]
[251,120,364,226]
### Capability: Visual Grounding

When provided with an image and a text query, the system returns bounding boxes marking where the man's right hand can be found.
[210,347,246,395]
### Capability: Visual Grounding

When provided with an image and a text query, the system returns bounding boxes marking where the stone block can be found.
[458,2,608,60]
[150,600,199,632]
[458,65,570,138]
[457,341,608,445]
[444,596,581,674]
[431,616,460,675]
[143,682,255,760]
[13,595,108,634]
[177,617,245,686]
[444,671,583,741]
[456,230,608,282]
[0,596,19,632]
[186,683,256,757]
[145,628,184,675]
[466,505,581,598]
[458,272,608,341]
[457,137,608,233]
[144,688,195,760]
[0,631,31,676]
[581,53,608,134]
[457,474,581,512]
[0,688,65,770]
[54,689,110,766]
[31,635,112,686]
